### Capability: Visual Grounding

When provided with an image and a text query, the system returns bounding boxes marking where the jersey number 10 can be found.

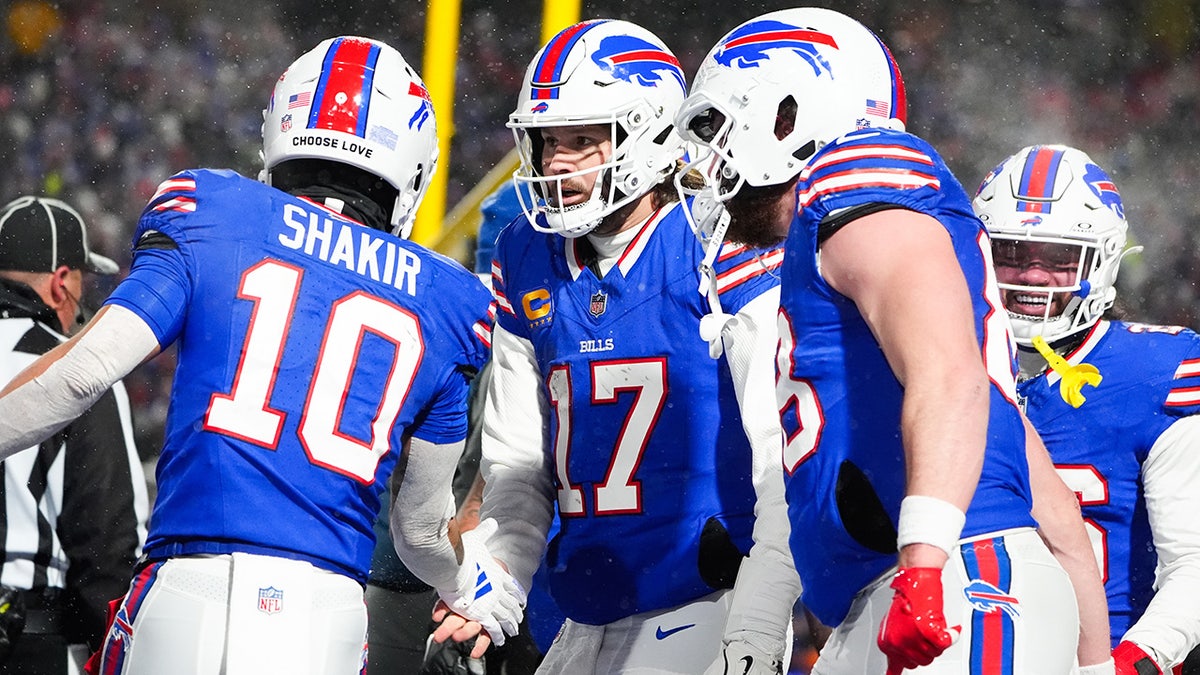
[204,259,422,483]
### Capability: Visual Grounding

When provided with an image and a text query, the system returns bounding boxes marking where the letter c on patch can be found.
[522,288,551,320]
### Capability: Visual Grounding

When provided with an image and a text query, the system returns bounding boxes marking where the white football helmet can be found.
[675,8,907,211]
[262,36,438,239]
[973,145,1140,345]
[508,20,687,238]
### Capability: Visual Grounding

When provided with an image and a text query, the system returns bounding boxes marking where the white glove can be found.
[437,518,527,646]
[703,638,783,675]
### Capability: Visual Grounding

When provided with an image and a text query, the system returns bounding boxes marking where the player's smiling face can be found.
[538,124,612,208]
[992,239,1084,319]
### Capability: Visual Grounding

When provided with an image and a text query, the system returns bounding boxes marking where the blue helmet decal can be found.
[1082,162,1124,219]
[712,20,837,78]
[976,158,1008,198]
[591,35,685,92]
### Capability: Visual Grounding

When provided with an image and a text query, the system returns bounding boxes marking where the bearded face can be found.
[723,179,797,248]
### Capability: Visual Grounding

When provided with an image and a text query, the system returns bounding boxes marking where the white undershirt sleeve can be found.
[716,287,803,654]
[0,305,158,459]
[1123,414,1200,668]
[390,436,464,594]
[478,324,556,592]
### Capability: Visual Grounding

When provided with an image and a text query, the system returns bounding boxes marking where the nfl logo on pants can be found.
[258,586,284,615]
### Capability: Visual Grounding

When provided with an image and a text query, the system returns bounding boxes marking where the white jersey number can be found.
[548,358,667,516]
[777,308,826,473]
[1054,464,1110,583]
[204,259,422,483]
[978,231,1021,403]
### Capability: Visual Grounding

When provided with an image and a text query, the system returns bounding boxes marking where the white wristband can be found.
[1077,658,1115,675]
[896,495,967,556]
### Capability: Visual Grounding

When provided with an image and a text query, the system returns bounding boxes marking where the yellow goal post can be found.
[416,0,580,265]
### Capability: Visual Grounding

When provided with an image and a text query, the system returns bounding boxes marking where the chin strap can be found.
[697,209,734,359]
[699,294,736,359]
[1031,334,1102,408]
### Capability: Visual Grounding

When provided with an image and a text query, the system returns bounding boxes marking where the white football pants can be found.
[90,553,367,675]
[813,528,1079,675]
[537,589,791,674]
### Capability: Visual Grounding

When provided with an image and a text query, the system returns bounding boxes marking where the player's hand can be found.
[876,567,960,675]
[703,638,783,675]
[420,632,486,675]
[430,599,493,659]
[1113,641,1165,675]
[435,518,526,647]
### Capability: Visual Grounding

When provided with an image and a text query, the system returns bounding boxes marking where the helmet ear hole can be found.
[774,95,798,141]
[410,164,425,194]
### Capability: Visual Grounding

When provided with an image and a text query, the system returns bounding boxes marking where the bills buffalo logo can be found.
[591,35,685,92]
[258,586,284,615]
[1083,162,1124,219]
[531,101,550,113]
[975,159,1008,198]
[963,579,1020,619]
[713,20,837,79]
[1020,215,1043,226]
[408,81,433,131]
[112,604,134,641]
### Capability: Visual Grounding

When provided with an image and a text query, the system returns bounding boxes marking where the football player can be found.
[674,8,1112,674]
[976,144,1200,675]
[0,36,522,674]
[433,18,801,675]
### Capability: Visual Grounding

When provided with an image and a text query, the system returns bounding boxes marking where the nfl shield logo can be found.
[281,114,292,133]
[589,291,608,317]
[258,586,284,615]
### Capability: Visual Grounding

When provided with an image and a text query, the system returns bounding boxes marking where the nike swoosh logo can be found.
[738,655,754,675]
[654,623,696,640]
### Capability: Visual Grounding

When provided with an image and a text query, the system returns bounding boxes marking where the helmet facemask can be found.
[990,236,1111,346]
[512,113,650,238]
[974,144,1142,347]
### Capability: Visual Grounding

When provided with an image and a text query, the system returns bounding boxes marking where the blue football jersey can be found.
[1019,320,1200,643]
[105,169,493,582]
[491,202,783,625]
[776,129,1037,626]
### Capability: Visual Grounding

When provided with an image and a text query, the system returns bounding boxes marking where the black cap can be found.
[0,196,118,275]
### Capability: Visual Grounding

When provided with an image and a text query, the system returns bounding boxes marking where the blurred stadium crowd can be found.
[1,0,1197,465]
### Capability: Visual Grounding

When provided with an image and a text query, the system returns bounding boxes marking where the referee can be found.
[0,196,148,673]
